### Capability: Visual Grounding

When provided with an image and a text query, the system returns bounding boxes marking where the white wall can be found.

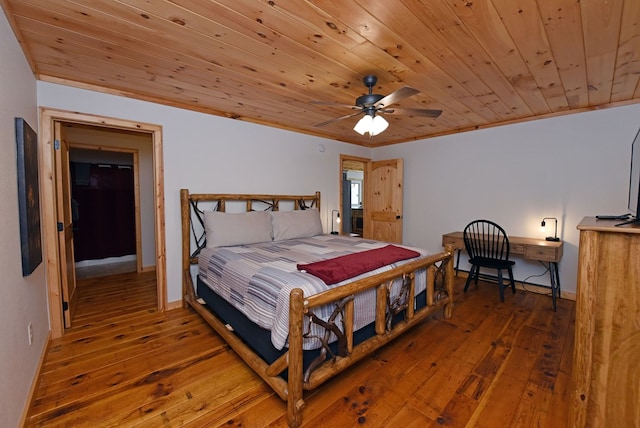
[0,10,50,428]
[37,81,371,303]
[374,104,640,295]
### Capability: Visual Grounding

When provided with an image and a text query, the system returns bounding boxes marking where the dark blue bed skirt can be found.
[196,275,429,377]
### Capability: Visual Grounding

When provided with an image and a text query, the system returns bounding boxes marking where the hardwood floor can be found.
[25,273,575,427]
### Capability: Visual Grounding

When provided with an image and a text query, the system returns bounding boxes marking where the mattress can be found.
[197,234,429,350]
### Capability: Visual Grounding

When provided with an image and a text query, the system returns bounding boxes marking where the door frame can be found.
[40,108,167,338]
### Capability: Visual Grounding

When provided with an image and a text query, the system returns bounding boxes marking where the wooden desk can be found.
[442,231,564,309]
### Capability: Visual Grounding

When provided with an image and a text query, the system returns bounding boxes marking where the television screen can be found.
[628,127,640,218]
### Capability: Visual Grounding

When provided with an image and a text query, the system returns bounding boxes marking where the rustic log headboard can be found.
[181,190,321,267]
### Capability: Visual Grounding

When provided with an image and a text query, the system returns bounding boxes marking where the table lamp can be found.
[540,217,560,241]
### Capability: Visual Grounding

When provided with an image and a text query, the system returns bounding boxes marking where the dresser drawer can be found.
[524,245,558,261]
[510,243,526,255]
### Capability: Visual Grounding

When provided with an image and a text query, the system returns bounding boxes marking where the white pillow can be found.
[204,211,273,248]
[271,209,323,241]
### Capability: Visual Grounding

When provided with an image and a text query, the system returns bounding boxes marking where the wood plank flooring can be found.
[25,272,575,427]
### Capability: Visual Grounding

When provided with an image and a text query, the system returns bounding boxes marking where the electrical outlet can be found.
[27,322,33,346]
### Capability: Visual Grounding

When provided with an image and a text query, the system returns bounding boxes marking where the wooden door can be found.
[364,158,404,243]
[54,122,78,328]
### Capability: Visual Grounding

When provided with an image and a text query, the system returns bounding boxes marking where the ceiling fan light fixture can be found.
[314,74,441,132]
[354,113,388,136]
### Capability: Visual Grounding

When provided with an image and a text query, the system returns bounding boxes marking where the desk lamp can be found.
[331,210,341,235]
[540,217,560,241]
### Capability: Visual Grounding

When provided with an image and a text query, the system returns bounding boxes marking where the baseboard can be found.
[166,299,183,311]
[140,265,156,273]
[20,330,51,427]
[456,270,576,301]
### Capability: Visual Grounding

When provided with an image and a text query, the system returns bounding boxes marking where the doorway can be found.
[340,155,369,236]
[40,109,166,339]
[70,151,136,272]
[64,123,150,279]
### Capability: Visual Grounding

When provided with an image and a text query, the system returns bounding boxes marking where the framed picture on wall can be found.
[16,117,42,276]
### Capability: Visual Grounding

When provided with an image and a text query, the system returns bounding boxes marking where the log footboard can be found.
[285,248,454,427]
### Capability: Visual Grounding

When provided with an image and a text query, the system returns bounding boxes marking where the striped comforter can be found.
[197,235,429,350]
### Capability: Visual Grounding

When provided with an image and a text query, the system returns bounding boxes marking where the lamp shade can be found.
[354,115,373,135]
[370,115,389,135]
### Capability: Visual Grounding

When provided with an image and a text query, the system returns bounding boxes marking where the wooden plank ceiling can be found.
[2,0,639,147]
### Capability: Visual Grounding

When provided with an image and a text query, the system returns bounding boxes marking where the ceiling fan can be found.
[312,75,442,136]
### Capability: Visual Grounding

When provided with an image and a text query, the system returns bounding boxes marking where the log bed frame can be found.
[180,189,455,427]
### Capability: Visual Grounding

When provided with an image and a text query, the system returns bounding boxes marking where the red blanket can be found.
[297,244,421,285]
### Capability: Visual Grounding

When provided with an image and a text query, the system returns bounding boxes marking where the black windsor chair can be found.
[463,219,516,302]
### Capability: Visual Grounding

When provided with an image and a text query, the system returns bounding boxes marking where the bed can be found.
[180,190,455,427]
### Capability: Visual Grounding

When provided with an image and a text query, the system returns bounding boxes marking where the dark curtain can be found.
[71,162,136,262]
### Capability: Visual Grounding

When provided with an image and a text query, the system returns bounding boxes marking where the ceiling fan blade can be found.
[310,100,359,110]
[374,86,420,108]
[383,107,442,118]
[314,111,363,127]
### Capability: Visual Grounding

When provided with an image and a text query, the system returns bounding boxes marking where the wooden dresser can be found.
[569,217,640,427]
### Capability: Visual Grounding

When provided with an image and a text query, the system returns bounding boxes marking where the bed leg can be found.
[444,244,455,319]
[288,288,305,427]
[181,188,194,310]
